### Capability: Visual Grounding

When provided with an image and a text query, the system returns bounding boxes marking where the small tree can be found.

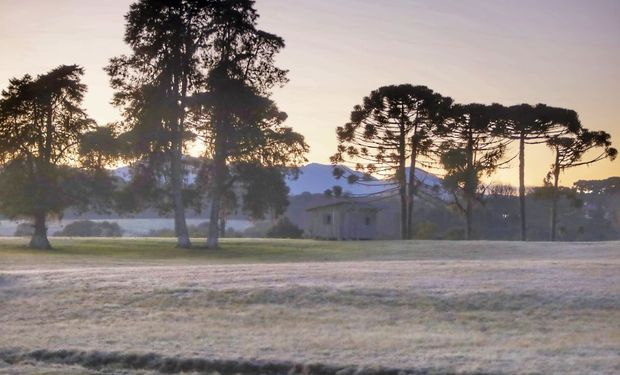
[546,129,616,241]
[331,84,452,239]
[0,65,99,249]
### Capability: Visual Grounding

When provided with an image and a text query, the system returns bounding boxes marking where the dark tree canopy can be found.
[0,65,93,165]
[190,83,307,167]
[235,163,291,220]
[0,65,106,249]
[332,84,451,178]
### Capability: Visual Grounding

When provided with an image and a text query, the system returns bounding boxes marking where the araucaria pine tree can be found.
[545,129,616,241]
[504,104,580,240]
[331,85,451,239]
[438,103,510,240]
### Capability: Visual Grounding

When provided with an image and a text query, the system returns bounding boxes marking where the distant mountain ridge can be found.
[112,162,443,196]
[286,163,443,195]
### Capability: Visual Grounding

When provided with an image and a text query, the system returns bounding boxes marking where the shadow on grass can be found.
[0,347,496,375]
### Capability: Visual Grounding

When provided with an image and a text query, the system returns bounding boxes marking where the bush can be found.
[189,221,210,237]
[442,227,465,240]
[415,221,438,239]
[146,221,243,238]
[242,221,272,238]
[222,227,244,238]
[266,217,304,239]
[146,228,177,237]
[147,222,209,238]
[14,222,34,236]
[54,220,124,237]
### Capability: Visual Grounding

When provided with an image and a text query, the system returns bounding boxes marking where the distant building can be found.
[305,201,379,240]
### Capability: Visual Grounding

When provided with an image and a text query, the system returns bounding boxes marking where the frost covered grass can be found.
[0,238,618,374]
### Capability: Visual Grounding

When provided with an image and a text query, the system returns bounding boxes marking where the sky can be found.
[0,0,618,186]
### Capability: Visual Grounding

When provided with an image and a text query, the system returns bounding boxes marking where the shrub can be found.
[242,221,272,238]
[415,221,438,239]
[146,221,243,238]
[222,227,244,238]
[54,220,123,237]
[14,222,34,236]
[442,227,465,240]
[266,217,304,239]
[147,228,177,237]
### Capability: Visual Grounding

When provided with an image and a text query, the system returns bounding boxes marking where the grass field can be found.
[0,238,619,374]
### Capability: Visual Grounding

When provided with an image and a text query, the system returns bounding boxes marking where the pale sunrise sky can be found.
[0,0,618,186]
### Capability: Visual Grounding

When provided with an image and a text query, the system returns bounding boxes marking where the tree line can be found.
[0,0,308,249]
[331,84,617,241]
[0,2,616,249]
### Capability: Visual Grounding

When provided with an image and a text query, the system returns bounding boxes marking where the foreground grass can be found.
[1,238,619,374]
[0,236,617,267]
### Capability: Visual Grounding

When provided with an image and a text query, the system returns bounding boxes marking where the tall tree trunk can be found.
[465,196,473,240]
[220,215,226,238]
[550,165,560,242]
[29,211,51,249]
[464,134,475,240]
[406,138,418,240]
[169,61,191,248]
[518,134,527,241]
[170,147,191,248]
[207,134,227,249]
[397,113,408,240]
[398,163,408,240]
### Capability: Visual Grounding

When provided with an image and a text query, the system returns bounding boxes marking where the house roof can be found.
[306,200,379,212]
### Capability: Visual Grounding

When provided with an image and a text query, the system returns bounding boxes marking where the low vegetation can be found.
[1,238,618,374]
[266,217,304,239]
[53,220,123,237]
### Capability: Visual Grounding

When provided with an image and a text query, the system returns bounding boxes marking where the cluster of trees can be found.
[285,179,620,241]
[0,0,308,249]
[332,84,617,241]
[1,3,616,248]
